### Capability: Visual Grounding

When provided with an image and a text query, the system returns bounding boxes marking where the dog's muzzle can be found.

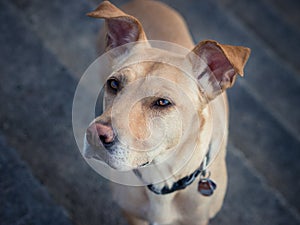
[86,122,115,150]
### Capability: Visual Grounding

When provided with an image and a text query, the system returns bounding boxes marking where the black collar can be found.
[147,145,211,195]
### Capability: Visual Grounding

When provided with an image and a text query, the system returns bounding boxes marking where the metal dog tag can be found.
[198,178,217,196]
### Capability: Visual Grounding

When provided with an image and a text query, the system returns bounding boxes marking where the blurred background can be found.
[0,0,299,224]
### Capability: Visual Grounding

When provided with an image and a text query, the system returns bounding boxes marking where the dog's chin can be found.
[105,160,134,171]
[83,139,151,171]
[84,150,133,171]
[105,157,151,171]
[83,149,145,171]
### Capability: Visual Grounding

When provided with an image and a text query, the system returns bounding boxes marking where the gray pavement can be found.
[0,0,299,224]
[0,135,73,225]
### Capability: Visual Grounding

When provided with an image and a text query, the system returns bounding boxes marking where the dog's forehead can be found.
[129,61,183,79]
[115,62,197,98]
[114,63,199,104]
[117,48,194,83]
[126,47,186,67]
[109,47,201,103]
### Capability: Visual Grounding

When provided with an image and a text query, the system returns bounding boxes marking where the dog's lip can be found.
[85,151,102,161]
[138,161,150,168]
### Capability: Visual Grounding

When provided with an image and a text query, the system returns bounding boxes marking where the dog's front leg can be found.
[122,210,148,225]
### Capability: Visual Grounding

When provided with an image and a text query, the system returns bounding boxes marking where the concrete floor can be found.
[0,0,299,224]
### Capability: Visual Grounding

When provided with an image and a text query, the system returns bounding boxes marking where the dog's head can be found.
[84,1,250,171]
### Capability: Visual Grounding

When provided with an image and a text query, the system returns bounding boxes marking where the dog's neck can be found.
[147,143,212,195]
[138,105,214,195]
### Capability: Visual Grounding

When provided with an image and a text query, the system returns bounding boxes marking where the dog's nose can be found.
[86,122,115,147]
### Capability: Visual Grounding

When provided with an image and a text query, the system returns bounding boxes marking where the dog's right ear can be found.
[87,1,148,56]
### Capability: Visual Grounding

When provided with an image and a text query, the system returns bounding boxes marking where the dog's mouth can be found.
[84,143,152,170]
[83,146,102,161]
[83,133,157,171]
[108,158,151,170]
[106,159,151,171]
[138,161,150,168]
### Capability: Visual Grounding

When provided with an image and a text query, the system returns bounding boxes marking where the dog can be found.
[84,1,250,224]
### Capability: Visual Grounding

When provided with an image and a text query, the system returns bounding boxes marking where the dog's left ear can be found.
[187,40,250,101]
[87,1,148,56]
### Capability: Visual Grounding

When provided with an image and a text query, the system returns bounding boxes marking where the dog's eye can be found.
[155,98,172,107]
[107,78,119,91]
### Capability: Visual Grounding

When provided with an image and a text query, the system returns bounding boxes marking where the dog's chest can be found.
[112,184,179,223]
[146,193,179,224]
[113,183,209,224]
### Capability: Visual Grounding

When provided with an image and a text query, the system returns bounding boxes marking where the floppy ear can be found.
[87,1,147,55]
[188,40,250,101]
